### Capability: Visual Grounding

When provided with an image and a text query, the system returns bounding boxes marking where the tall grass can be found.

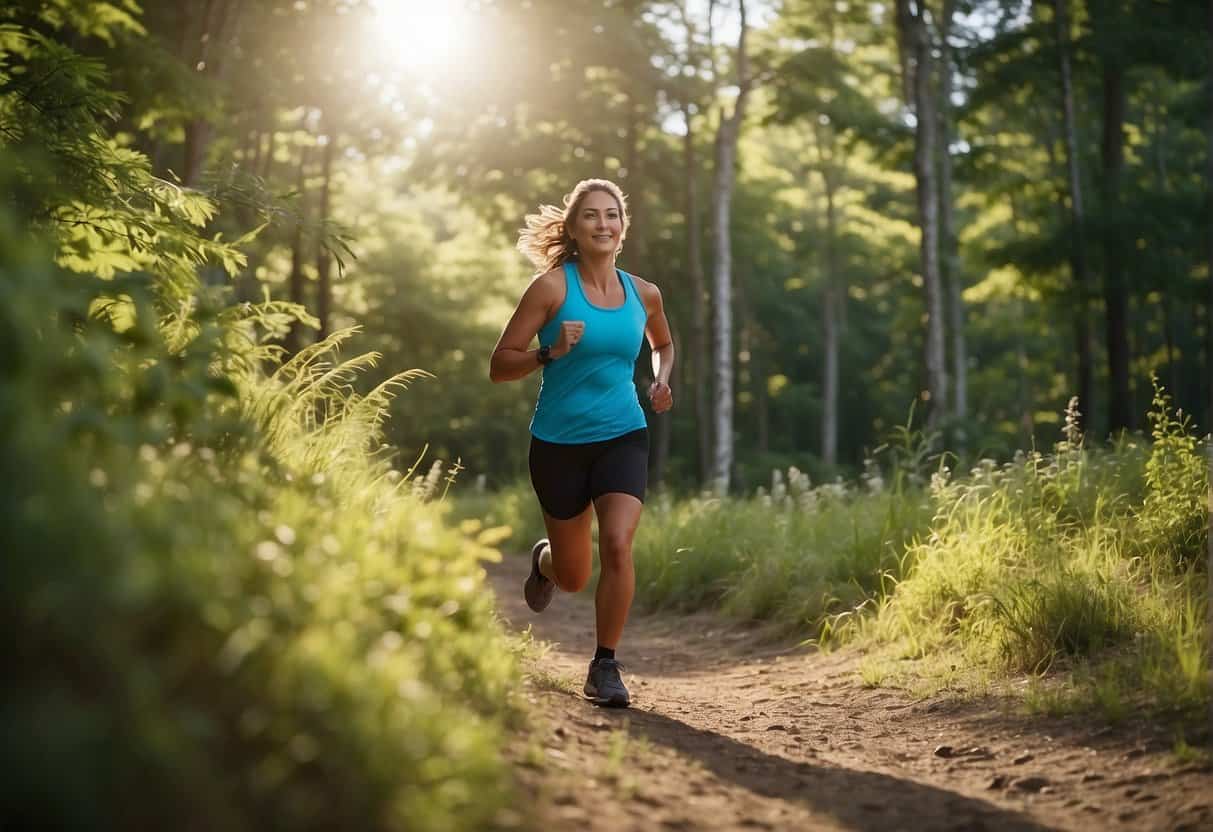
[632,472,933,631]
[836,393,1207,719]
[456,388,1206,722]
[595,393,1206,721]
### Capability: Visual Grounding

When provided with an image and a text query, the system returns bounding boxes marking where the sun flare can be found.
[368,0,471,73]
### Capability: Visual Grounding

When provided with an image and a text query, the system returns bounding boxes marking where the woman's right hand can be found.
[551,320,585,358]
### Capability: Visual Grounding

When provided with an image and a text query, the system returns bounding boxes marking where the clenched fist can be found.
[552,320,585,358]
[648,380,673,413]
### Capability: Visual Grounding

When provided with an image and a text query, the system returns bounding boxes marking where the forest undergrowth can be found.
[456,394,1210,737]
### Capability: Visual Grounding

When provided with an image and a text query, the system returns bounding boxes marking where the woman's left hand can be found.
[648,380,673,413]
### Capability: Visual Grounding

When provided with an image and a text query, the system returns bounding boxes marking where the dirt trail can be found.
[487,554,1211,831]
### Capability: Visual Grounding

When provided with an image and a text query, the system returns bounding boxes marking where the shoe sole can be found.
[584,692,630,708]
[583,685,630,708]
[523,538,555,613]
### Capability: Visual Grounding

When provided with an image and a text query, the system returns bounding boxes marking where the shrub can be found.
[1,243,520,831]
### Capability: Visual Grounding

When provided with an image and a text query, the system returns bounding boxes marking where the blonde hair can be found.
[517,178,629,274]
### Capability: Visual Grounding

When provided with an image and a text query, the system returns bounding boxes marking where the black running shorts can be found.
[528,428,649,520]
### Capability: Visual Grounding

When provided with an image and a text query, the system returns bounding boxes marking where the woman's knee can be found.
[598,529,635,572]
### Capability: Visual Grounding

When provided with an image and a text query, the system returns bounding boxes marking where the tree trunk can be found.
[822,284,840,468]
[315,133,336,339]
[182,122,213,189]
[938,0,966,438]
[285,146,311,355]
[755,354,769,454]
[1204,0,1213,724]
[622,95,671,488]
[678,1,712,486]
[816,134,841,469]
[709,0,751,495]
[1207,0,1213,434]
[180,0,242,187]
[897,0,947,430]
[814,12,844,469]
[1100,60,1132,433]
[1162,297,1179,403]
[1055,0,1094,436]
[1206,0,1213,730]
[1016,293,1033,446]
[1146,83,1183,409]
[1207,0,1213,768]
[624,98,649,271]
[684,106,712,485]
[734,274,767,455]
[260,129,277,180]
[711,119,738,495]
[1006,191,1033,443]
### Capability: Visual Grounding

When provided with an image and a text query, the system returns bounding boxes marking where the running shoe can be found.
[523,538,555,613]
[584,657,630,708]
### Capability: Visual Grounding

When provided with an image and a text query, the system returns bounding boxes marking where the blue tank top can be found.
[530,261,649,444]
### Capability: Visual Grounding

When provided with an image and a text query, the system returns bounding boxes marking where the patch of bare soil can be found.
[489,553,1212,831]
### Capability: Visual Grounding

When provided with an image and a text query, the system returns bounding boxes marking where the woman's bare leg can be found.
[538,505,594,593]
[590,492,643,649]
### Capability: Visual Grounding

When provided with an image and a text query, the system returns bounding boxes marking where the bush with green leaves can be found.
[446,478,547,556]
[1,205,522,832]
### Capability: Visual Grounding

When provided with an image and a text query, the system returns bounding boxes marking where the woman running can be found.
[489,178,674,708]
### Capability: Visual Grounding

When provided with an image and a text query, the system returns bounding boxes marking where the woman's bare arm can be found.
[638,278,674,413]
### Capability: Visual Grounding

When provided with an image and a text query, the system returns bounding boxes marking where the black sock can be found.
[593,645,615,663]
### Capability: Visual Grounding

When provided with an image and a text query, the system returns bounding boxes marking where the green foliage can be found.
[607,389,1206,723]
[1137,378,1209,567]
[2,217,520,831]
[840,394,1207,719]
[630,468,934,634]
[18,0,145,44]
[335,179,536,485]
[447,478,547,555]
[1,23,248,329]
[2,15,520,829]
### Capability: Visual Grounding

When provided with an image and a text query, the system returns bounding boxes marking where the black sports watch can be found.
[537,345,554,366]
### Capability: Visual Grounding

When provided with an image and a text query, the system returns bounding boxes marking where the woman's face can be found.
[568,190,623,259]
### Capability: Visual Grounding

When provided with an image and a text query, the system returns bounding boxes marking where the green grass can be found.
[466,392,1208,728]
[834,391,1208,723]
[453,388,1207,727]
[631,476,934,633]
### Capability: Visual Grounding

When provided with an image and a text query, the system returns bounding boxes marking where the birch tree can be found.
[710,0,754,494]
[676,0,713,485]
[895,0,947,430]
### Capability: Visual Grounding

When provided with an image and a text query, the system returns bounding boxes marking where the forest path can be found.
[487,554,1210,831]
